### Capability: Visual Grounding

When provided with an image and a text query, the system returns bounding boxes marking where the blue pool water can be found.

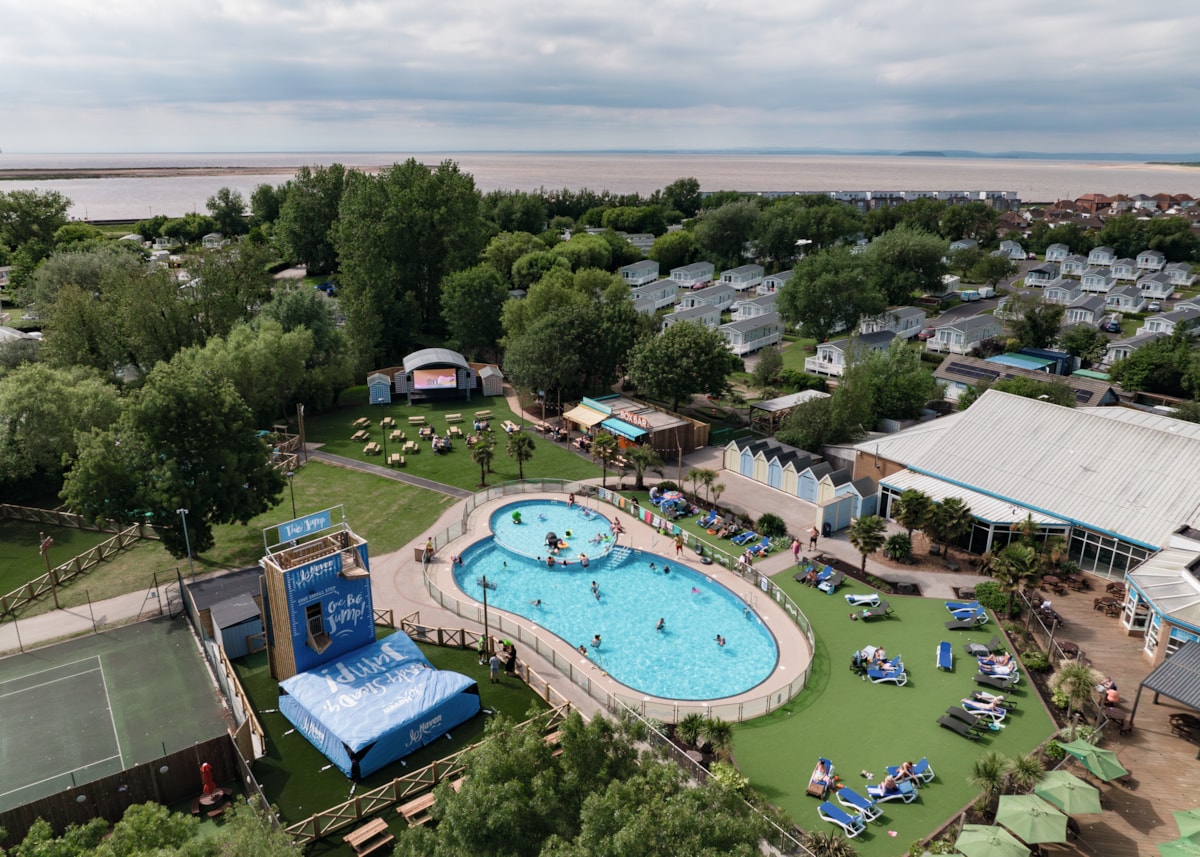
[454,530,779,700]
[490,501,615,561]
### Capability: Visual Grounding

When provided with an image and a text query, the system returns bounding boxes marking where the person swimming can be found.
[656,618,665,631]
[530,599,542,607]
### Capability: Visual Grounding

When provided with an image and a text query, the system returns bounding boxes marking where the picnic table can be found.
[351,430,369,442]
[343,817,394,856]
[364,442,382,455]
[354,417,371,428]
[403,441,419,454]
[1042,575,1068,596]
[381,416,395,429]
[389,429,405,442]
[388,453,405,467]
[398,792,437,827]
[408,415,427,425]
[445,413,463,423]
[474,409,493,419]
[448,425,464,438]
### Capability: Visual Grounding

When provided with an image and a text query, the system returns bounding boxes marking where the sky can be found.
[3,0,1200,155]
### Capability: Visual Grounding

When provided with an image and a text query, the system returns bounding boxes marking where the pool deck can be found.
[370,488,814,720]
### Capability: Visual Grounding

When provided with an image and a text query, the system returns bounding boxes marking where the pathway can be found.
[307,448,473,498]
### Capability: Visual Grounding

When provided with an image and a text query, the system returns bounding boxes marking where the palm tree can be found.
[928,497,973,561]
[506,431,536,480]
[711,482,726,508]
[967,750,1014,814]
[698,717,734,759]
[802,830,859,857]
[989,542,1041,618]
[1007,752,1045,795]
[698,468,718,504]
[686,467,704,502]
[471,439,495,488]
[674,713,705,748]
[847,515,887,573]
[1051,662,1103,722]
[893,489,932,540]
[591,431,619,488]
[624,446,664,492]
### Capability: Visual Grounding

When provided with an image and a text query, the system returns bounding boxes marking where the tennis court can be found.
[0,617,229,812]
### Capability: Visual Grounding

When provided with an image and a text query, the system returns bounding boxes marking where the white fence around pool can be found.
[420,479,815,723]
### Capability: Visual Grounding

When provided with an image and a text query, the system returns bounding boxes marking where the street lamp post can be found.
[285,471,297,520]
[176,508,195,578]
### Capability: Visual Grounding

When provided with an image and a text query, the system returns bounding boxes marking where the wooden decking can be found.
[1032,578,1200,857]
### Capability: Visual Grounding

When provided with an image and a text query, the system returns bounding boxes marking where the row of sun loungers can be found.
[815,756,935,837]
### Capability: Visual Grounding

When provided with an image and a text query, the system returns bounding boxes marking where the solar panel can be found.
[945,362,1001,382]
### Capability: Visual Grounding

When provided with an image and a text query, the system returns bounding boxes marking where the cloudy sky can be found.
[3,0,1199,155]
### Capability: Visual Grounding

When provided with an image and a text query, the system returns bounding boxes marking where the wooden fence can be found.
[0,734,237,845]
[0,504,130,534]
[0,524,148,618]
[283,704,570,846]
[214,643,267,759]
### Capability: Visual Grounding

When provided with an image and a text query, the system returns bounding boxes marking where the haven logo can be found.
[409,714,444,745]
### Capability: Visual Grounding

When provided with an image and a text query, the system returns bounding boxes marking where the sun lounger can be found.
[961,699,1008,723]
[836,787,881,821]
[731,531,759,546]
[886,757,935,785]
[974,672,1018,691]
[964,636,1001,657]
[860,600,893,620]
[938,714,982,740]
[748,537,772,556]
[817,570,845,594]
[936,641,953,671]
[818,802,866,838]
[945,609,988,630]
[866,780,917,803]
[867,666,908,686]
[946,707,996,732]
[845,593,881,608]
[945,600,982,614]
[696,510,719,528]
[971,691,1015,709]
[977,663,1019,683]
[807,757,835,797]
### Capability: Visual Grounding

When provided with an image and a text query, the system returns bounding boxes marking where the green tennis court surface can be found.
[0,617,228,812]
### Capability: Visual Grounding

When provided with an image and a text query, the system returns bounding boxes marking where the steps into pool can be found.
[608,546,632,564]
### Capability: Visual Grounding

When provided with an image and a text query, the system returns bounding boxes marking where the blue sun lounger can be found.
[867,779,917,803]
[836,787,881,821]
[845,593,881,608]
[867,665,908,686]
[731,530,759,546]
[818,801,867,838]
[886,756,935,785]
[936,641,953,671]
[945,609,989,630]
[945,600,981,614]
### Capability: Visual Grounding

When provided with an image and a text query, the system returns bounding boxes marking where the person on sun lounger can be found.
[894,761,917,784]
[979,652,1012,666]
[811,759,832,786]
[867,775,899,797]
[964,696,1004,711]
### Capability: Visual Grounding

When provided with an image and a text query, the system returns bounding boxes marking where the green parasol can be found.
[996,795,1069,844]
[1175,809,1200,839]
[956,824,1031,857]
[1058,738,1129,782]
[1034,770,1102,815]
[1158,833,1200,857]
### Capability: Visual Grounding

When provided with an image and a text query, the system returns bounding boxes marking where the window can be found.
[306,603,332,654]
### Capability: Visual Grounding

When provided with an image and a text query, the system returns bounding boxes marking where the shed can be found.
[478,365,504,396]
[210,593,264,660]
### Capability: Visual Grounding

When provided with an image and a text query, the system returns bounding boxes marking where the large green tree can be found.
[863,224,949,305]
[649,230,698,272]
[626,321,741,411]
[275,163,348,273]
[1108,331,1194,396]
[186,242,276,341]
[754,195,864,265]
[205,186,248,236]
[660,177,702,218]
[777,246,884,342]
[1004,292,1065,350]
[844,338,942,421]
[692,200,759,270]
[482,231,546,286]
[61,359,284,558]
[335,159,486,365]
[440,264,510,361]
[0,188,71,264]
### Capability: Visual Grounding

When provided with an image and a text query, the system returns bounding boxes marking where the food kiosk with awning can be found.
[601,417,648,443]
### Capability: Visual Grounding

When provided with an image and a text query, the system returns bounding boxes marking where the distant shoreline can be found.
[0,165,380,181]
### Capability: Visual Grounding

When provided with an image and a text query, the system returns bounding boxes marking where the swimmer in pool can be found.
[656,618,665,631]
[530,599,542,607]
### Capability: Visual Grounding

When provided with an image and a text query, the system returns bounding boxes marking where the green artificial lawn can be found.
[0,520,116,596]
[304,390,601,490]
[733,574,1056,857]
[616,489,756,567]
[16,461,455,617]
[235,632,549,828]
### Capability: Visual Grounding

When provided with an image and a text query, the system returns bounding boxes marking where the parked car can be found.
[1104,315,1122,333]
[1148,300,1162,312]
[917,326,937,341]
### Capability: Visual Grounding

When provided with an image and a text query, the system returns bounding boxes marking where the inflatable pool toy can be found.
[511,511,522,524]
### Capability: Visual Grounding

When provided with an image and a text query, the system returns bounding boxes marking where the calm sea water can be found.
[3,151,1200,220]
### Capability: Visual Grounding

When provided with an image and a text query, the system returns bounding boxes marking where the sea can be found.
[2,151,1200,221]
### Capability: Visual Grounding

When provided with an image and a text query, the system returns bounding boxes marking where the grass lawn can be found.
[17,461,455,617]
[235,632,549,829]
[780,335,818,373]
[304,391,601,490]
[733,574,1055,857]
[0,521,119,597]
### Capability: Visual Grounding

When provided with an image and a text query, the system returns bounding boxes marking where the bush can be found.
[709,761,750,793]
[883,533,913,561]
[972,580,1008,613]
[757,512,787,538]
[1043,741,1066,761]
[655,480,679,493]
[1021,651,1051,672]
[1050,688,1070,710]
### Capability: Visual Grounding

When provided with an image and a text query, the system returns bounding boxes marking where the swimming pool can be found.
[490,500,615,561]
[454,526,779,700]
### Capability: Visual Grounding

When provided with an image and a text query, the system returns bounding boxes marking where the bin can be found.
[822,522,832,538]
[414,547,428,562]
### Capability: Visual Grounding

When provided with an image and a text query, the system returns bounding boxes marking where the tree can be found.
[550,232,613,271]
[1143,215,1200,262]
[754,195,863,264]
[482,231,546,285]
[258,284,353,411]
[969,254,1018,288]
[591,431,619,488]
[967,751,1015,813]
[844,338,942,422]
[624,445,664,491]
[511,250,573,291]
[649,230,698,272]
[959,376,1077,409]
[777,246,884,343]
[275,164,347,273]
[249,182,285,227]
[61,359,284,558]
[940,201,999,245]
[205,186,248,236]
[863,224,948,305]
[335,159,486,364]
[162,211,217,245]
[751,345,783,392]
[989,542,1041,618]
[482,189,547,234]
[661,177,702,218]
[440,264,509,361]
[776,395,836,451]
[927,497,973,562]
[1005,293,1064,349]
[0,188,71,263]
[1096,213,1145,259]
[847,515,887,573]
[1058,325,1109,368]
[892,489,933,540]
[601,206,667,236]
[802,830,860,857]
[186,242,276,341]
[471,434,495,487]
[626,322,741,411]
[1051,662,1104,721]
[0,364,121,485]
[1108,331,1193,396]
[506,431,536,480]
[693,200,759,269]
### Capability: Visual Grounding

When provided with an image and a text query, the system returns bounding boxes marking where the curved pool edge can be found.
[421,487,815,722]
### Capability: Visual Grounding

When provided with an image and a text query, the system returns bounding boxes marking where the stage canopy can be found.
[278,633,480,779]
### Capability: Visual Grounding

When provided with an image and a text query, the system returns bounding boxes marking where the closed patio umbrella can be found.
[1175,809,1200,838]
[1058,739,1129,782]
[1158,833,1200,857]
[956,824,1031,857]
[1034,770,1102,816]
[996,795,1069,844]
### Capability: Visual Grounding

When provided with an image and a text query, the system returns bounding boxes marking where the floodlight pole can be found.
[176,508,196,578]
[285,472,297,520]
[40,532,59,609]
[482,574,490,657]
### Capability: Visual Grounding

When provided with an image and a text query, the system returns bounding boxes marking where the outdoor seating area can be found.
[408,415,427,425]
[397,791,437,828]
[343,817,394,856]
[445,413,463,423]
[354,417,370,429]
[814,753,936,838]
[363,442,382,455]
[351,430,369,442]
[389,429,405,442]
[473,410,493,419]
[388,453,405,467]
[380,417,395,429]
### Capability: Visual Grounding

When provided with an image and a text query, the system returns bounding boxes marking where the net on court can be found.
[0,617,228,812]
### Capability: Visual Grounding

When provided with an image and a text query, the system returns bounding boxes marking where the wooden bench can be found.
[351,430,369,442]
[343,817,394,856]
[403,441,419,454]
[445,413,463,423]
[408,416,427,425]
[448,425,463,438]
[354,417,371,428]
[388,453,405,467]
[390,429,404,442]
[474,410,493,419]
[543,730,564,757]
[398,791,437,827]
[364,442,382,455]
